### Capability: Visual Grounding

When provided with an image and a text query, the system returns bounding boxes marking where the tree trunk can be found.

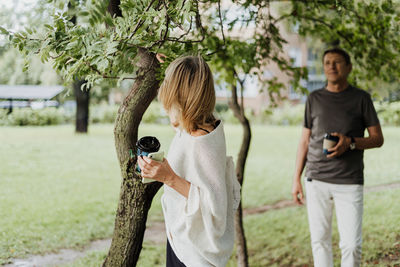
[102,48,162,267]
[73,79,90,133]
[108,0,122,17]
[229,83,251,267]
[102,2,165,266]
[69,2,90,134]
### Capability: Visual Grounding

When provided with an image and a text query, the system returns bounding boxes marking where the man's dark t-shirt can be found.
[304,85,380,184]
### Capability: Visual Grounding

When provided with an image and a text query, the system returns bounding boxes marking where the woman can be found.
[137,55,240,267]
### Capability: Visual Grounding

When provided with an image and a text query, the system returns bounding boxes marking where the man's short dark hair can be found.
[323,48,351,65]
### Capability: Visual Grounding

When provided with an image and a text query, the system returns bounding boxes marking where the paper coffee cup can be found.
[135,136,160,172]
[323,133,339,155]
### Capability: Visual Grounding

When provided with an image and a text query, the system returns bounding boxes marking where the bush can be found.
[250,101,400,127]
[90,104,119,124]
[89,101,169,124]
[215,103,229,113]
[375,101,400,126]
[0,109,10,125]
[142,101,168,124]
[215,108,240,124]
[216,103,304,126]
[3,100,397,127]
[0,102,167,126]
[0,108,70,126]
[261,103,305,126]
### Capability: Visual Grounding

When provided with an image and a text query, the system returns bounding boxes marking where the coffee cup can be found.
[135,136,161,172]
[323,133,339,155]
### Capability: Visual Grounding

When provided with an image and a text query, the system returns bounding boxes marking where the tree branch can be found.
[168,17,193,42]
[296,15,355,46]
[128,0,157,39]
[233,69,246,117]
[194,1,207,39]
[49,51,65,59]
[86,62,135,80]
[165,36,203,44]
[217,0,226,45]
[273,12,292,24]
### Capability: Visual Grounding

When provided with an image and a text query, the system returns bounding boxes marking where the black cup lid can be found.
[324,133,339,142]
[136,136,160,152]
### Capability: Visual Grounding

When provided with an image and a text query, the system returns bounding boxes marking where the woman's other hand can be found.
[156,53,166,63]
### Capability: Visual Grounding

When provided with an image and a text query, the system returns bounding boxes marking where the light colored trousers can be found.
[305,178,364,267]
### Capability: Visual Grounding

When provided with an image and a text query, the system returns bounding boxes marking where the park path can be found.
[4,181,400,267]
[244,180,400,215]
[3,221,166,267]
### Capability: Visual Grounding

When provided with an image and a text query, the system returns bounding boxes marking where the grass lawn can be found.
[63,188,400,267]
[1,124,399,266]
[244,188,400,267]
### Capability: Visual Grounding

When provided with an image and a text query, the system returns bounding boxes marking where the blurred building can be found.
[215,2,326,114]
[0,85,64,113]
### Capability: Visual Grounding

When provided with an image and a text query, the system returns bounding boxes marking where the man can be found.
[292,48,384,267]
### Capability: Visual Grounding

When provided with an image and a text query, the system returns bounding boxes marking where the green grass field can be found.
[1,124,399,266]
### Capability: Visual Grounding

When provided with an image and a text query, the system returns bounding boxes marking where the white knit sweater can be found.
[162,122,240,267]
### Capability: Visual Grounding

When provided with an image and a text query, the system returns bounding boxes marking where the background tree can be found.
[287,0,400,97]
[4,0,400,266]
[0,0,111,132]
[68,0,90,133]
[0,1,60,86]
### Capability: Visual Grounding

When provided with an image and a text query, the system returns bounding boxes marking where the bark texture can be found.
[102,48,162,267]
[229,83,251,267]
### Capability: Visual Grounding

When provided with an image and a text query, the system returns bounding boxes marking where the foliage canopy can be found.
[1,0,399,97]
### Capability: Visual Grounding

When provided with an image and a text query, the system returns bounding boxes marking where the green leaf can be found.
[79,11,90,17]
[22,58,30,72]
[97,58,109,71]
[105,16,114,27]
[106,47,118,55]
[80,82,88,91]
[65,40,79,50]
[0,26,10,35]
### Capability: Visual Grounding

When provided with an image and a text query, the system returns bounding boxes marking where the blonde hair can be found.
[158,56,216,133]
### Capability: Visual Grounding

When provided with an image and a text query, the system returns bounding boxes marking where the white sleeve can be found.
[183,140,229,253]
